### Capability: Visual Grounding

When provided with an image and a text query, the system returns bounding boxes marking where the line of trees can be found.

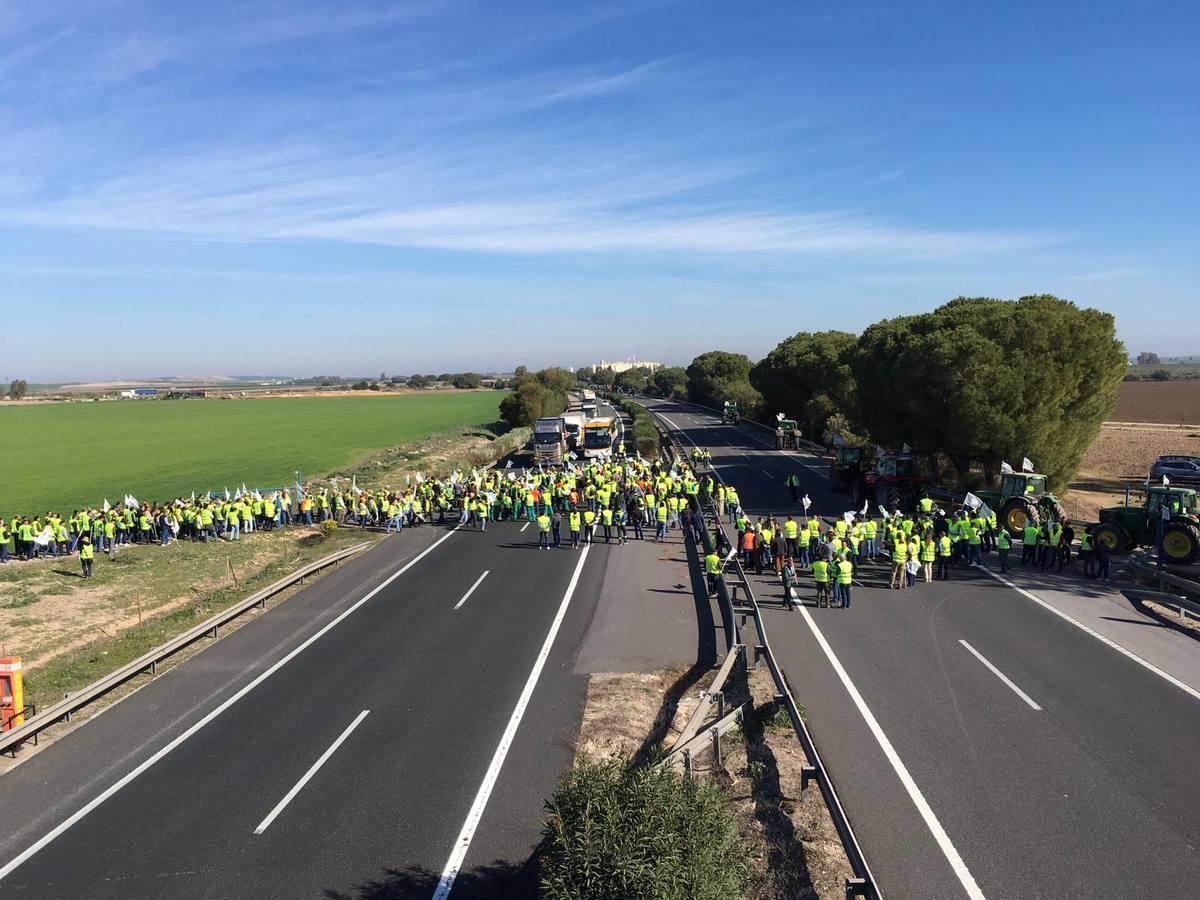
[499,367,573,427]
[686,295,1127,489]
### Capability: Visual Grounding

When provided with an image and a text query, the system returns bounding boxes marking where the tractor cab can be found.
[1147,486,1196,519]
[999,473,1048,498]
[774,418,801,450]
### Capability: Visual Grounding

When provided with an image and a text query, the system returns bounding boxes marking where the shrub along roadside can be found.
[540,755,752,900]
[611,397,661,458]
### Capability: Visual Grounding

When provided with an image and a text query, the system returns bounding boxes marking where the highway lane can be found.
[0,517,612,899]
[644,398,1200,900]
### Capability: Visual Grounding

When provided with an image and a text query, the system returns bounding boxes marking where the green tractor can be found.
[975,472,1067,537]
[774,417,802,450]
[1093,486,1200,565]
[722,401,740,425]
[829,445,866,496]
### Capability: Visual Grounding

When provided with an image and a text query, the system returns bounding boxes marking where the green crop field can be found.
[1,392,505,514]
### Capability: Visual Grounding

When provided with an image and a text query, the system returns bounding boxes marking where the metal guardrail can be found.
[0,540,374,757]
[648,407,881,900]
[1122,554,1200,621]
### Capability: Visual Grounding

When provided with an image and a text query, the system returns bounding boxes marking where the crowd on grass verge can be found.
[0,444,723,578]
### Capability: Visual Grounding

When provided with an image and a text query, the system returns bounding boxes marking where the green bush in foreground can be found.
[540,756,751,900]
[318,519,340,540]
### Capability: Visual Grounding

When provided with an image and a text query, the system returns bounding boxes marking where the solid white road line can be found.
[519,520,530,533]
[454,570,490,610]
[431,545,592,900]
[978,566,1200,703]
[0,525,463,883]
[799,606,987,900]
[254,709,370,834]
[958,640,1042,711]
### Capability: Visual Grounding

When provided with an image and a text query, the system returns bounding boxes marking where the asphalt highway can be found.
[642,398,1200,900]
[0,380,661,900]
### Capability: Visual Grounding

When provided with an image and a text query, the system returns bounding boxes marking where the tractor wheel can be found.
[999,497,1039,536]
[1091,523,1128,554]
[1161,523,1200,565]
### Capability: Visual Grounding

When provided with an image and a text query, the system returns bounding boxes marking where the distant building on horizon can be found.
[594,359,662,374]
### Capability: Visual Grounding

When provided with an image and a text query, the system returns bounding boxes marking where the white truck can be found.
[581,389,597,418]
[532,417,566,464]
[561,412,585,452]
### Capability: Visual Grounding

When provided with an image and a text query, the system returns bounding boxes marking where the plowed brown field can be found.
[1111,379,1200,425]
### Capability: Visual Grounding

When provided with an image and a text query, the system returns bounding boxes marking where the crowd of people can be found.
[0,443,715,578]
[694,457,1112,612]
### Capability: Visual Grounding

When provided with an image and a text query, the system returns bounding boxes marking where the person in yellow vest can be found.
[536,511,551,549]
[569,509,582,549]
[812,556,831,608]
[920,535,936,582]
[891,536,908,589]
[996,528,1012,572]
[655,501,668,542]
[582,507,596,544]
[79,535,95,578]
[1021,521,1039,566]
[836,556,854,608]
[601,506,614,543]
[936,532,952,580]
[705,548,721,596]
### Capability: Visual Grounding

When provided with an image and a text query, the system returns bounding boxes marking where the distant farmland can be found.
[1112,379,1200,425]
[1,392,505,514]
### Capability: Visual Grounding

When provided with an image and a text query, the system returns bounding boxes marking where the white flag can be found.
[351,475,358,493]
[415,472,424,484]
[878,504,890,519]
[861,498,870,516]
[1000,461,1013,475]
[33,526,54,546]
[224,486,231,500]
[505,460,513,469]
[190,491,196,502]
[1163,475,1170,487]
[978,502,994,520]
[901,443,911,454]
[964,492,982,510]
[802,494,812,510]
[253,490,263,501]
[1022,457,1034,473]
[127,494,139,509]
[843,511,855,524]
[102,498,111,513]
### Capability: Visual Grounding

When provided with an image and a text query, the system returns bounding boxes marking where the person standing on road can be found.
[569,509,582,549]
[1094,532,1111,582]
[537,511,551,549]
[1058,521,1074,572]
[781,556,797,610]
[705,548,721,596]
[836,555,854,608]
[812,556,831,607]
[921,534,935,582]
[552,509,563,547]
[996,528,1011,572]
[1022,521,1038,565]
[936,532,951,580]
[785,472,801,502]
[1079,528,1094,576]
[784,515,800,561]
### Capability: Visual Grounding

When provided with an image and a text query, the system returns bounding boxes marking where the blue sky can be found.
[1,0,1197,380]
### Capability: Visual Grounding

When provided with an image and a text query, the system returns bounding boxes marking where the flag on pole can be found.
[878,504,890,519]
[190,491,196,502]
[1000,461,1013,475]
[253,490,262,501]
[1163,475,1171,487]
[225,486,231,500]
[843,511,856,524]
[801,494,812,510]
[351,475,358,493]
[1022,457,1034,473]
[901,443,911,454]
[964,492,982,510]
[33,526,54,546]
[102,498,111,513]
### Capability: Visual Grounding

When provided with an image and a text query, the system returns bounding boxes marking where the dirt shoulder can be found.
[573,661,853,899]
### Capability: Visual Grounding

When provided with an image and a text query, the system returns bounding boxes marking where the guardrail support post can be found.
[711,726,722,768]
[683,748,692,776]
[149,660,157,675]
[63,694,71,722]
[754,644,766,669]
[715,691,725,721]
[845,877,869,899]
[209,625,218,639]
[800,764,816,802]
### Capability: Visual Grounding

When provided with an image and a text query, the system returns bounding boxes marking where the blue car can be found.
[1149,455,1200,485]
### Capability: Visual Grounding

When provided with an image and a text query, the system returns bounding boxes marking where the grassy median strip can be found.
[610,397,661,457]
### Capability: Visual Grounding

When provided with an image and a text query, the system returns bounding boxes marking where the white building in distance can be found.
[594,359,662,373]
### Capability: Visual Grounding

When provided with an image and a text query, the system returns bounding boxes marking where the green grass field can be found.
[1,392,505,514]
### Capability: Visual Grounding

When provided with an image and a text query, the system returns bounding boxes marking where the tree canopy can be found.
[749,331,857,438]
[849,295,1125,487]
[499,366,570,427]
[686,351,762,414]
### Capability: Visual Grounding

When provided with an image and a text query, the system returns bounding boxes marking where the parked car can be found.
[1149,455,1200,485]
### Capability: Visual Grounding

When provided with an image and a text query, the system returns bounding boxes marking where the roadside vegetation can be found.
[610,397,661,457]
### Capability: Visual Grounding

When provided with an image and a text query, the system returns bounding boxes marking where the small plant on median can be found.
[318,519,339,540]
[540,755,751,900]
